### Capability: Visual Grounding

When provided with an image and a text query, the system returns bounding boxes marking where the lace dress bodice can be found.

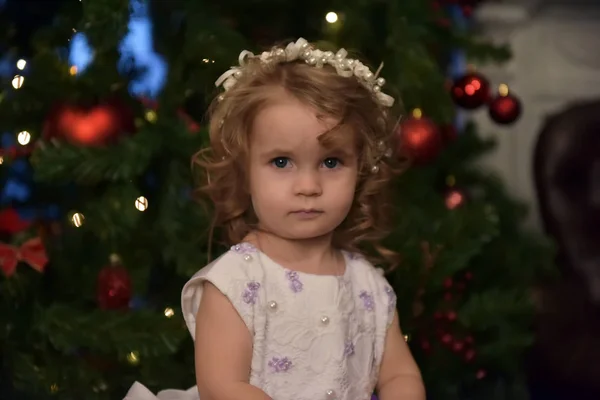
[180,243,396,400]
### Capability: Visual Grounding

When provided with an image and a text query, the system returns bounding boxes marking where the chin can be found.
[279,226,338,241]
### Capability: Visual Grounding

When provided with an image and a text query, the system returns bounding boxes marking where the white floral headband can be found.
[214,38,395,108]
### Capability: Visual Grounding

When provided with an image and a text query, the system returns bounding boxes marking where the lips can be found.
[290,209,324,219]
[291,209,323,214]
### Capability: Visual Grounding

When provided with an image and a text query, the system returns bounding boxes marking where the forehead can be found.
[250,95,349,151]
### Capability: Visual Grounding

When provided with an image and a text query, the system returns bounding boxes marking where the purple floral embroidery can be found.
[344,340,355,356]
[231,242,257,255]
[242,281,260,305]
[268,356,292,372]
[285,270,303,293]
[384,286,396,313]
[359,290,375,311]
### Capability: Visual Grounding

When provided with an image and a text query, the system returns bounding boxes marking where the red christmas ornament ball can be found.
[44,99,136,147]
[97,255,132,310]
[397,113,442,164]
[489,92,522,125]
[451,73,491,110]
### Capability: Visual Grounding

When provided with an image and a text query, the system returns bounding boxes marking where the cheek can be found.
[338,182,357,210]
[249,168,284,208]
[333,170,358,197]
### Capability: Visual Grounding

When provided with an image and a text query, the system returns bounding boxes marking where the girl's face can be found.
[248,92,358,241]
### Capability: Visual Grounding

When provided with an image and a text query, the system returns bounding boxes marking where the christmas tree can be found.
[0,0,556,399]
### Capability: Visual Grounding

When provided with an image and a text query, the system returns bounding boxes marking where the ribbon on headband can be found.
[215,38,395,108]
[0,237,48,277]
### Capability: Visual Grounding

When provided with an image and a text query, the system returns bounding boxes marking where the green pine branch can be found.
[31,130,162,184]
[38,304,187,358]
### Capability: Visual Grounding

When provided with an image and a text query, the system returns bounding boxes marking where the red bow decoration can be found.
[0,237,48,277]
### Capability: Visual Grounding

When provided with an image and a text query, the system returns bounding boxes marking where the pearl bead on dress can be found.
[320,316,330,325]
[325,389,336,399]
[268,300,278,310]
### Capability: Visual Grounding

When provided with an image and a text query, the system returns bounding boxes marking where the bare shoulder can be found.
[183,245,266,396]
[194,278,254,395]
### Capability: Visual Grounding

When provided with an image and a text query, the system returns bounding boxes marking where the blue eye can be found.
[323,158,340,169]
[271,157,290,168]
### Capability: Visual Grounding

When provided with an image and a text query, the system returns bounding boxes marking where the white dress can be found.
[125,242,396,400]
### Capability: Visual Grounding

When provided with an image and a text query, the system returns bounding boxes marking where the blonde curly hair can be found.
[193,44,404,270]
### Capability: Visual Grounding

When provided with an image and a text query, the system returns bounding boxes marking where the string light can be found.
[0,156,4,165]
[446,175,456,187]
[50,383,59,393]
[412,108,423,119]
[164,307,175,318]
[144,110,157,123]
[135,196,148,211]
[498,83,509,97]
[202,58,215,63]
[17,131,31,145]
[12,75,24,89]
[325,12,338,23]
[126,351,140,365]
[69,66,78,75]
[70,212,85,227]
[16,59,27,70]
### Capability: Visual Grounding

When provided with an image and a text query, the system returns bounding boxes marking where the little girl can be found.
[126,38,424,400]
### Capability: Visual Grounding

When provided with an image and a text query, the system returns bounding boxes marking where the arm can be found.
[195,282,273,400]
[376,312,426,400]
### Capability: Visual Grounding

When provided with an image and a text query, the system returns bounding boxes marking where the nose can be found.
[294,170,322,197]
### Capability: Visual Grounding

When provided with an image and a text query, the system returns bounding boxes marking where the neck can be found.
[245,230,342,275]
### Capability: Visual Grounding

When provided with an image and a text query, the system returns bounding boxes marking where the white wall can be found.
[472,0,600,229]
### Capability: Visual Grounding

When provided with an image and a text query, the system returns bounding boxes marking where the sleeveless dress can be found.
[125,243,396,400]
